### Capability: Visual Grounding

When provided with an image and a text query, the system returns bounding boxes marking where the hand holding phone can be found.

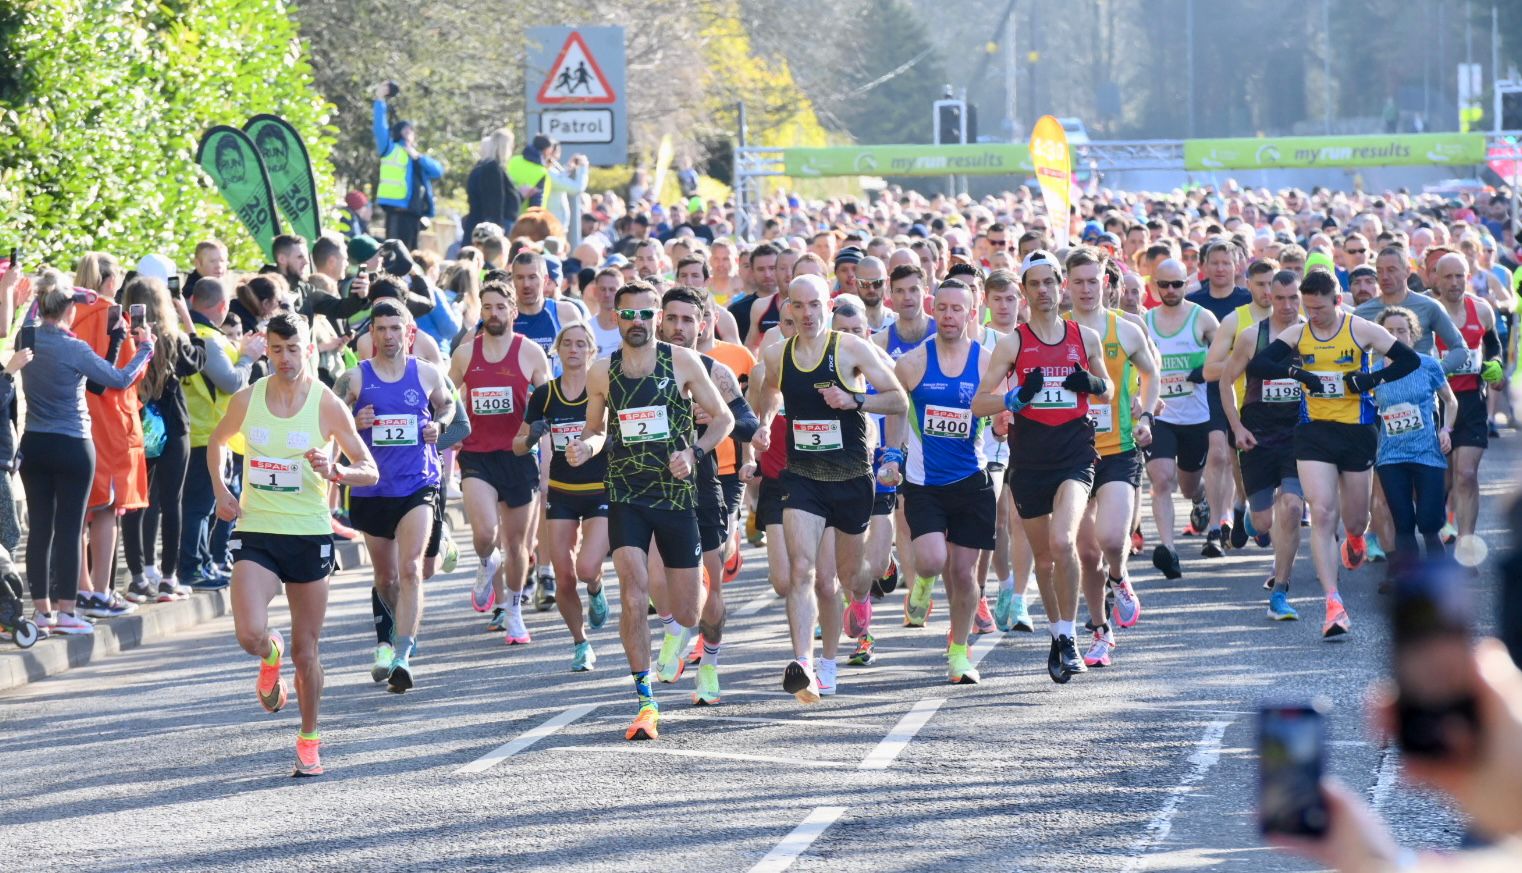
[1258,701,1330,839]
[130,304,146,331]
[16,325,36,352]
[1392,563,1480,761]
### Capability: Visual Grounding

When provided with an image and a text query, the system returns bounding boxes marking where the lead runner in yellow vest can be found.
[207,313,378,777]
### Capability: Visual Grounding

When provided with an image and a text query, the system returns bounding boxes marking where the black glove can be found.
[1343,370,1379,394]
[1016,368,1046,405]
[108,324,126,343]
[526,418,551,442]
[1061,369,1106,395]
[1186,365,1206,384]
[380,240,415,277]
[1287,366,1323,395]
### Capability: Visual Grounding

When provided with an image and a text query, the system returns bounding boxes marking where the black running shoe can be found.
[1201,530,1224,558]
[1047,637,1070,684]
[1230,509,1249,549]
[877,553,900,595]
[1189,499,1210,535]
[1152,545,1183,579]
[1057,634,1087,676]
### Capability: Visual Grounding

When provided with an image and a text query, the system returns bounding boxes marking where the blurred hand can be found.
[240,332,267,360]
[130,322,153,346]
[215,489,241,522]
[354,404,376,430]
[1267,780,1400,873]
[4,348,33,375]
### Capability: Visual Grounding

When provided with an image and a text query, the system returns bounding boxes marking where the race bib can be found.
[1032,376,1077,410]
[471,386,514,416]
[792,419,843,451]
[618,406,670,444]
[371,414,417,446]
[1309,371,1346,399]
[1456,347,1481,375]
[1261,379,1303,403]
[923,404,973,439]
[1088,402,1114,433]
[550,420,583,452]
[249,457,302,493]
[1381,402,1423,436]
[1160,370,1192,398]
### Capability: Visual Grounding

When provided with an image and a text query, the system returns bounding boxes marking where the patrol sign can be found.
[526,26,627,166]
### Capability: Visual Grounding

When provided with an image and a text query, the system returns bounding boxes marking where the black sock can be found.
[372,587,394,645]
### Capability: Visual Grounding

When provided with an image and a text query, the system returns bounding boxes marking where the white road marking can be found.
[969,630,1006,667]
[749,806,849,873]
[1119,719,1233,872]
[560,746,853,768]
[454,704,599,774]
[1369,744,1401,812]
[858,698,945,770]
[736,590,780,616]
[597,713,884,729]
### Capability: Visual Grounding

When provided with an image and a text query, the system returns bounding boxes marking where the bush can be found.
[0,0,336,269]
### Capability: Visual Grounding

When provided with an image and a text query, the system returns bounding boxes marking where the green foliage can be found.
[833,0,946,145]
[0,0,336,269]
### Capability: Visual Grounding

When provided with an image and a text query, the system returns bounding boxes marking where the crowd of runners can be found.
[2,177,1516,776]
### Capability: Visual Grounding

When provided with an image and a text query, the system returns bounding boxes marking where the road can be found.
[3,435,1516,872]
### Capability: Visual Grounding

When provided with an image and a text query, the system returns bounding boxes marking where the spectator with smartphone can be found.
[73,251,150,619]
[120,276,204,603]
[19,269,153,635]
[372,81,443,249]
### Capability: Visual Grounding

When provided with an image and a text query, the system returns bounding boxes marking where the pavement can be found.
[2,434,1516,872]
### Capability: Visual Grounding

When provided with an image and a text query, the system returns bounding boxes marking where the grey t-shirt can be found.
[22,322,153,439]
[1353,290,1468,373]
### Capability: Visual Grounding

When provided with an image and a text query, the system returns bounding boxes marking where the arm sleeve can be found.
[726,393,760,442]
[1378,339,1420,383]
[1246,339,1296,379]
[523,384,549,424]
[1484,328,1502,360]
[1430,306,1471,374]
[372,100,391,155]
[436,390,471,451]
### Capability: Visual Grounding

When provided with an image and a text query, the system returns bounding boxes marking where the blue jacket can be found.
[416,283,463,354]
[372,100,444,215]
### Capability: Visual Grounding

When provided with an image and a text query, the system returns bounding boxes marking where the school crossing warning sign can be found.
[526,26,627,166]
[536,32,616,104]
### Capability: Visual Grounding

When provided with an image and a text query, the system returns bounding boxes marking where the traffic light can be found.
[1503,88,1522,131]
[938,101,965,144]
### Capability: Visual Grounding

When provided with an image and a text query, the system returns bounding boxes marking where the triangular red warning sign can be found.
[536,32,616,105]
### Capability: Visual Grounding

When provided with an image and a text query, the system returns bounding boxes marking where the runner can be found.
[1220,271,1309,620]
[584,267,625,359]
[449,281,551,644]
[982,269,1036,633]
[735,243,783,351]
[1142,258,1219,577]
[694,297,757,585]
[883,278,995,683]
[1064,247,1159,667]
[337,299,455,692]
[973,251,1112,684]
[1248,268,1422,638]
[752,274,907,701]
[566,280,733,740]
[207,312,379,776]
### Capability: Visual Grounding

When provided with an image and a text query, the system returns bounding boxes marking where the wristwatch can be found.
[690,445,707,467]
[1138,411,1154,424]
[852,392,867,409]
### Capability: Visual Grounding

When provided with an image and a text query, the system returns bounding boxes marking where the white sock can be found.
[1054,619,1075,639]
[1049,622,1060,640]
[700,640,720,667]
[999,574,1015,593]
[659,614,679,636]
[508,591,525,614]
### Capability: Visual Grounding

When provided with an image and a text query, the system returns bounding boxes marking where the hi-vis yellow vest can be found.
[377,146,410,204]
[187,322,244,453]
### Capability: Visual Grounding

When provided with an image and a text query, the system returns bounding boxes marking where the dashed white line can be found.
[749,806,848,873]
[454,703,599,774]
[1369,744,1401,812]
[1119,719,1233,872]
[737,590,780,616]
[969,630,1006,668]
[562,746,853,768]
[858,698,945,770]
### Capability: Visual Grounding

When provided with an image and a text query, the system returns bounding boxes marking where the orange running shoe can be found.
[625,705,660,741]
[1340,534,1366,571]
[1322,596,1351,638]
[256,630,288,714]
[973,598,995,635]
[723,549,743,584]
[293,734,324,777]
[685,634,704,666]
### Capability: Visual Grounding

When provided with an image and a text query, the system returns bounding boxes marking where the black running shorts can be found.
[230,531,335,584]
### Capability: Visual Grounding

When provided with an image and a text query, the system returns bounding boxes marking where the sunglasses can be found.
[1345,247,1366,256]
[1156,280,1187,289]
[858,278,885,289]
[617,308,657,321]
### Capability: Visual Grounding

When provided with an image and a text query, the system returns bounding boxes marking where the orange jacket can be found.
[74,298,148,511]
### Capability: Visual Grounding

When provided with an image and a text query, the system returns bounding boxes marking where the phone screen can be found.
[130,304,146,330]
[1393,564,1479,760]
[108,304,123,331]
[17,325,36,352]
[1258,704,1329,838]
[167,276,181,295]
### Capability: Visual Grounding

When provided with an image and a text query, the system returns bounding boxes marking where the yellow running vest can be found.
[1297,313,1374,425]
[237,378,331,535]
[1091,311,1135,456]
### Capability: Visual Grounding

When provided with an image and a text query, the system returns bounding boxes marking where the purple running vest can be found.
[351,358,440,498]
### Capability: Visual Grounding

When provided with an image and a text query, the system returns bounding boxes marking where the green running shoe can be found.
[587,586,609,630]
[655,628,692,683]
[371,643,394,683]
[571,640,596,672]
[903,576,934,627]
[692,663,721,706]
[947,649,980,685]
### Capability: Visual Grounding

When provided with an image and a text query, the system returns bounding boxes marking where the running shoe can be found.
[571,640,596,672]
[440,534,459,574]
[625,705,660,741]
[693,663,721,706]
[1152,545,1183,579]
[1253,532,1272,549]
[1322,597,1351,638]
[1340,534,1367,571]
[723,549,743,584]
[947,649,980,685]
[257,630,288,714]
[386,655,414,693]
[1263,574,1276,591]
[1230,508,1249,549]
[371,643,395,683]
[783,659,821,704]
[1218,521,1234,552]
[125,577,157,604]
[503,610,532,646]
[655,628,691,683]
[30,611,55,639]
[817,659,837,697]
[1244,510,1259,539]
[587,586,609,630]
[486,606,508,632]
[1130,528,1144,556]
[1366,534,1386,563]
[534,570,556,611]
[1110,579,1141,628]
[745,510,763,547]
[79,592,134,618]
[162,577,194,599]
[844,595,873,638]
[1201,530,1224,558]
[876,552,900,595]
[686,634,704,666]
[994,587,1015,632]
[1083,626,1115,667]
[1057,634,1087,676]
[1046,637,1070,684]
[813,624,822,640]
[1302,505,1311,527]
[973,597,995,635]
[1010,595,1034,632]
[1268,590,1299,621]
[1104,585,1115,628]
[471,550,501,613]
[1440,522,1458,545]
[1188,498,1210,535]
[903,575,934,627]
[51,611,94,635]
[293,735,324,777]
[847,634,877,666]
